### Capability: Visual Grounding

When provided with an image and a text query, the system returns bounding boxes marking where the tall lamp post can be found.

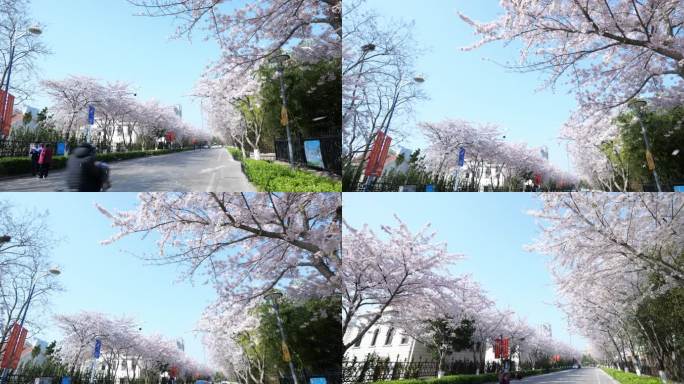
[0,26,43,137]
[628,99,662,192]
[0,267,61,384]
[358,75,425,191]
[264,290,298,384]
[270,54,294,167]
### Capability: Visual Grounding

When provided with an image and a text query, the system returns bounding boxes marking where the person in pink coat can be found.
[38,143,53,178]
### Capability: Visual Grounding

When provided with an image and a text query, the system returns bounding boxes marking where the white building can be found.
[344,324,480,364]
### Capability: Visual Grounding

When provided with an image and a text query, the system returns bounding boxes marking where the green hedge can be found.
[375,373,498,384]
[242,159,342,192]
[602,368,662,384]
[374,368,572,384]
[227,147,243,162]
[0,148,191,177]
[0,156,68,176]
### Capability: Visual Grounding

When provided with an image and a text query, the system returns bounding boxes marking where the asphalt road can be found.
[514,368,618,384]
[0,147,256,192]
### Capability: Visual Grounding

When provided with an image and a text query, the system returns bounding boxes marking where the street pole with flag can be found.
[89,339,101,384]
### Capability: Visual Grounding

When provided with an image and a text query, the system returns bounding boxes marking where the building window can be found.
[353,333,363,348]
[384,328,395,346]
[400,333,409,345]
[370,328,380,347]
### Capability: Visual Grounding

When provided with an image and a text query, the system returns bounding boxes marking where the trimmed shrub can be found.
[0,156,68,176]
[0,148,193,177]
[602,368,662,384]
[375,373,498,384]
[227,147,243,162]
[242,159,342,192]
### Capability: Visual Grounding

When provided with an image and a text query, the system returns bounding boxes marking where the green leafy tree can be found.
[253,296,341,377]
[611,106,684,191]
[257,58,341,152]
[424,317,475,376]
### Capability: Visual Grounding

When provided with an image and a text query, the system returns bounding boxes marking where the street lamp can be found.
[264,290,298,384]
[0,267,60,384]
[0,26,43,136]
[269,54,295,167]
[360,75,425,191]
[628,99,662,192]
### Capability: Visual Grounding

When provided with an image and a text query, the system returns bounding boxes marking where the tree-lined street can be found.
[0,148,255,192]
[342,192,682,384]
[1,193,342,384]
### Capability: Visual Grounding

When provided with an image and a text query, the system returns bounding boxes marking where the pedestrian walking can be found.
[66,143,106,191]
[29,143,42,176]
[38,143,53,178]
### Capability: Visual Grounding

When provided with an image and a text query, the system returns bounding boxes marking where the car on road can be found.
[573,364,581,369]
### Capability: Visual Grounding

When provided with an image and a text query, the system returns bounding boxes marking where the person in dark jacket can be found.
[66,143,105,191]
[38,143,53,178]
[29,143,42,176]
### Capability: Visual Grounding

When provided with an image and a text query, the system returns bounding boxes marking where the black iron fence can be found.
[275,136,341,175]
[342,359,496,383]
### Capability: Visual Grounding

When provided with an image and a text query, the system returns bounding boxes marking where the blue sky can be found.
[364,0,578,172]
[2,193,216,366]
[343,192,590,352]
[24,0,229,131]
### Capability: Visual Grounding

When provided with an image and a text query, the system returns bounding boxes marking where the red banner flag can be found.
[365,132,385,177]
[10,327,27,369]
[1,323,26,369]
[494,338,501,359]
[0,89,15,137]
[373,135,392,177]
[502,338,510,359]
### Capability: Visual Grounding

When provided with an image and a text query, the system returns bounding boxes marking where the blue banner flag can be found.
[458,148,466,167]
[94,339,101,358]
[88,105,96,125]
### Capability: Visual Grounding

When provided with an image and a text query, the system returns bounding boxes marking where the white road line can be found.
[205,148,224,192]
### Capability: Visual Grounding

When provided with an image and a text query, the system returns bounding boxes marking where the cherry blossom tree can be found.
[420,119,578,191]
[0,200,60,360]
[54,311,211,379]
[459,2,684,187]
[529,192,684,379]
[198,300,266,383]
[196,72,265,159]
[459,1,684,112]
[0,0,49,104]
[42,76,206,150]
[342,1,424,186]
[128,0,341,72]
[41,76,104,140]
[529,193,684,285]
[342,215,486,351]
[99,192,341,309]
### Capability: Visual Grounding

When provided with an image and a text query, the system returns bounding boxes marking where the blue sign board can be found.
[88,105,96,125]
[56,142,66,156]
[93,339,101,358]
[426,184,435,192]
[675,186,684,192]
[458,148,466,167]
[309,378,327,384]
[303,140,325,169]
[61,377,71,384]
